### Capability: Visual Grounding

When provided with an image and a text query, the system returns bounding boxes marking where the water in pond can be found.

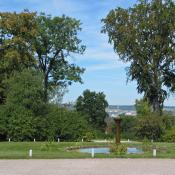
[79,147,143,154]
[127,147,143,154]
[79,147,110,154]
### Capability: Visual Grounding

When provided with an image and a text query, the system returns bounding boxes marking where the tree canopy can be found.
[0,11,85,104]
[34,13,85,102]
[75,89,109,131]
[0,11,37,104]
[102,0,175,113]
[0,11,88,141]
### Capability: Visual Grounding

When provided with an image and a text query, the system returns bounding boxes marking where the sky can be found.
[0,0,174,106]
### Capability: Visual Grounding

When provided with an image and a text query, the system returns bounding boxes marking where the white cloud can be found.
[86,62,126,72]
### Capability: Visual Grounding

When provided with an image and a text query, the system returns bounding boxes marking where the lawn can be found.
[0,141,175,159]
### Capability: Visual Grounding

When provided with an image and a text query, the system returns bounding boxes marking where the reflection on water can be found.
[79,147,110,154]
[79,147,143,154]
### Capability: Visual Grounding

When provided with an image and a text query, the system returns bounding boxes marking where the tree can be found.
[47,106,89,141]
[33,104,89,141]
[0,11,38,104]
[136,114,165,140]
[0,69,89,141]
[135,99,151,116]
[0,69,45,140]
[7,106,35,141]
[0,11,85,104]
[75,89,108,131]
[102,0,175,114]
[0,106,7,140]
[34,13,85,102]
[5,69,45,116]
[135,112,175,140]
[120,115,137,139]
[163,127,175,142]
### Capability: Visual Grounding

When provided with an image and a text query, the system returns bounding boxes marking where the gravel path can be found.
[0,159,174,175]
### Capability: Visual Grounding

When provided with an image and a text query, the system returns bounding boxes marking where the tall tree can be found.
[135,99,151,116]
[0,11,37,104]
[0,69,45,141]
[34,13,85,102]
[102,0,175,113]
[5,69,45,115]
[75,89,108,131]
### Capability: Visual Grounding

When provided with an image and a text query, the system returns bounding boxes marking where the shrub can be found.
[110,144,127,155]
[120,115,137,140]
[136,113,175,141]
[136,114,164,141]
[83,132,95,142]
[7,106,35,141]
[141,138,155,152]
[163,127,175,142]
[0,106,7,140]
[45,106,90,141]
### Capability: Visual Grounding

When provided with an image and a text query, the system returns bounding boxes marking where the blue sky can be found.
[1,0,174,106]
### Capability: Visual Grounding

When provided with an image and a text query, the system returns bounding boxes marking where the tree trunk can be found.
[44,74,48,103]
[152,97,161,114]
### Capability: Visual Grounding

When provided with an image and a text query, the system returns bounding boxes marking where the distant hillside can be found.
[108,105,135,111]
[62,103,175,114]
[108,105,175,113]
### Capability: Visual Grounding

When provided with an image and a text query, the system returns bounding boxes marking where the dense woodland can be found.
[0,11,108,141]
[1,0,175,142]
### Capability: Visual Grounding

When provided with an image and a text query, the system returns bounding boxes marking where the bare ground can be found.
[0,159,174,175]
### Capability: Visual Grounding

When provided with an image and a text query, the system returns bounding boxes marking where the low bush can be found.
[83,132,95,142]
[120,115,137,140]
[40,143,50,151]
[110,144,127,155]
[163,127,175,142]
[141,138,155,152]
[135,113,175,141]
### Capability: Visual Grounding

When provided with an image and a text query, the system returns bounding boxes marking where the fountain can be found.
[114,116,121,144]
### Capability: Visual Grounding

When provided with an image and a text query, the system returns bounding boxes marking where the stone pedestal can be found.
[114,118,121,144]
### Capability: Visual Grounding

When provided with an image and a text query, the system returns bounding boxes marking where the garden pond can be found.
[79,147,143,154]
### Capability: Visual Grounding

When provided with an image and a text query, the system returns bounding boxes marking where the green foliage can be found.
[0,68,88,141]
[102,0,175,113]
[44,105,89,141]
[83,132,95,142]
[0,11,38,104]
[0,11,85,105]
[1,69,44,141]
[110,144,127,155]
[105,116,115,135]
[105,114,137,140]
[142,138,155,152]
[136,115,164,140]
[40,142,51,151]
[163,127,175,142]
[6,106,35,141]
[57,109,89,141]
[134,99,175,141]
[135,99,151,116]
[75,89,108,131]
[34,13,85,102]
[135,113,174,141]
[5,69,45,115]
[0,106,7,140]
[120,115,137,139]
[33,116,50,141]
[161,112,175,130]
[0,11,87,142]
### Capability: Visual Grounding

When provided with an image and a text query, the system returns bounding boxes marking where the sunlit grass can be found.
[0,141,175,159]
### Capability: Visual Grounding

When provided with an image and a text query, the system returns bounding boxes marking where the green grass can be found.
[0,141,175,159]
